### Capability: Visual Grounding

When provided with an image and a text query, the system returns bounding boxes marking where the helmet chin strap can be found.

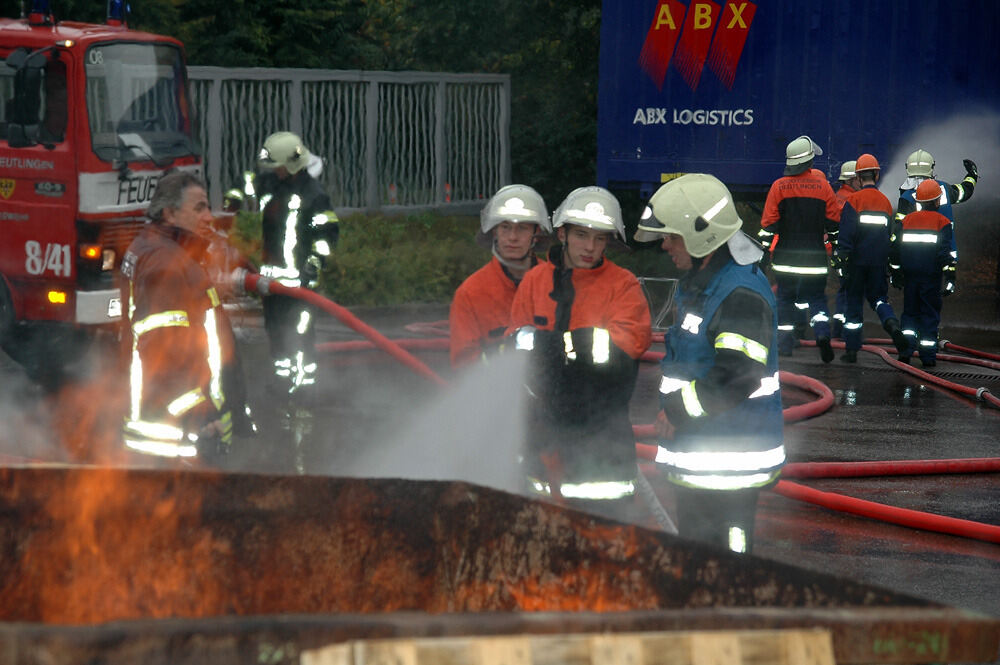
[492,241,535,273]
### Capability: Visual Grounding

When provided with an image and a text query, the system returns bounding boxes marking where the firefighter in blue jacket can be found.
[635,174,784,554]
[833,154,908,362]
[890,179,956,367]
[895,149,977,254]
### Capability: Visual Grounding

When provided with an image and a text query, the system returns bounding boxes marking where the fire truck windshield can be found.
[86,41,196,165]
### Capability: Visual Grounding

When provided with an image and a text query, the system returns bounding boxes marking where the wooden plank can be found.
[301,629,836,665]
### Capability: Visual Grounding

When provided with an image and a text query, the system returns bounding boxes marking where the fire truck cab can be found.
[0,1,200,385]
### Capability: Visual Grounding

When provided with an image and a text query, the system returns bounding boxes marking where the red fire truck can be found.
[0,0,200,385]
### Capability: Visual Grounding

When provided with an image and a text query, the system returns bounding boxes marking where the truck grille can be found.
[99,220,146,263]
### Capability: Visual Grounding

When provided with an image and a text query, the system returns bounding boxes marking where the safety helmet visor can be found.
[905,149,935,178]
[258,132,311,174]
[552,187,625,241]
[634,173,742,258]
[480,185,551,235]
[785,135,823,167]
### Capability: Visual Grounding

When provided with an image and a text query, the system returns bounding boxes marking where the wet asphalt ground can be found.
[1,278,998,624]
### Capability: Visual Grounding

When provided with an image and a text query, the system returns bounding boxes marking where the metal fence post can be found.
[434,81,446,205]
[365,78,379,210]
[206,74,223,210]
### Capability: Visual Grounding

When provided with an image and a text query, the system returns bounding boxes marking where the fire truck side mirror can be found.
[5,47,47,148]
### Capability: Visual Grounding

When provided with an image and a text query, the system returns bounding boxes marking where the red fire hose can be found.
[800,338,1000,410]
[772,480,1000,544]
[243,273,448,387]
[783,457,1000,479]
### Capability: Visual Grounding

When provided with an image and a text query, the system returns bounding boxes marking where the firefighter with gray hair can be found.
[636,173,783,554]
[120,171,253,462]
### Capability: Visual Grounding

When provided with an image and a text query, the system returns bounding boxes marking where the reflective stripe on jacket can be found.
[509,255,652,359]
[658,256,784,491]
[120,224,237,456]
[760,168,841,271]
[893,210,955,274]
[841,185,894,266]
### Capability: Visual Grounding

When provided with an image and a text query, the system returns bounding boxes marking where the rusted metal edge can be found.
[0,607,997,665]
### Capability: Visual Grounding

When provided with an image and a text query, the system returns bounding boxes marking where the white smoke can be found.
[337,351,530,495]
[879,110,1000,211]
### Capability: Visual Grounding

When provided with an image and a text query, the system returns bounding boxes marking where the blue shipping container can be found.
[597,1,1000,195]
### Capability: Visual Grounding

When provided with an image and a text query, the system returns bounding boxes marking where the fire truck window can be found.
[0,68,12,139]
[40,59,67,143]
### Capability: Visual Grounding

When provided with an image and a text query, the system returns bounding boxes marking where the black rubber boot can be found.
[816,337,834,363]
[841,350,857,363]
[883,318,909,356]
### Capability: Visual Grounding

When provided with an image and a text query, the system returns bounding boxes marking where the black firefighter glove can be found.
[512,327,561,399]
[301,255,323,288]
[963,159,978,181]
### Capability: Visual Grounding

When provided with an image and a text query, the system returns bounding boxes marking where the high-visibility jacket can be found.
[509,248,652,494]
[449,256,537,367]
[892,210,955,274]
[657,251,784,491]
[256,170,339,287]
[840,185,894,266]
[896,175,975,254]
[759,168,842,274]
[510,251,651,359]
[120,224,243,458]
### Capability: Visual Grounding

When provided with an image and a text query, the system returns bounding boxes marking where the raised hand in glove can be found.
[963,159,978,180]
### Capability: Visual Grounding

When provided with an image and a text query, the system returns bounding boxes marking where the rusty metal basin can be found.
[0,466,997,664]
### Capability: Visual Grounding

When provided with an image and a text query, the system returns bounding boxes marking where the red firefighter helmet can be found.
[855,153,880,173]
[915,179,942,203]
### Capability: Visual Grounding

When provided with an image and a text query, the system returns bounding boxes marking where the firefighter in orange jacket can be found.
[120,172,252,462]
[890,179,957,367]
[758,135,842,362]
[509,186,651,515]
[449,185,550,367]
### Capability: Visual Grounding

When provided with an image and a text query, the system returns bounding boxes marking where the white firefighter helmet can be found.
[480,184,551,235]
[552,186,625,241]
[838,160,857,181]
[905,149,935,178]
[258,131,311,175]
[634,173,747,259]
[785,135,823,167]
